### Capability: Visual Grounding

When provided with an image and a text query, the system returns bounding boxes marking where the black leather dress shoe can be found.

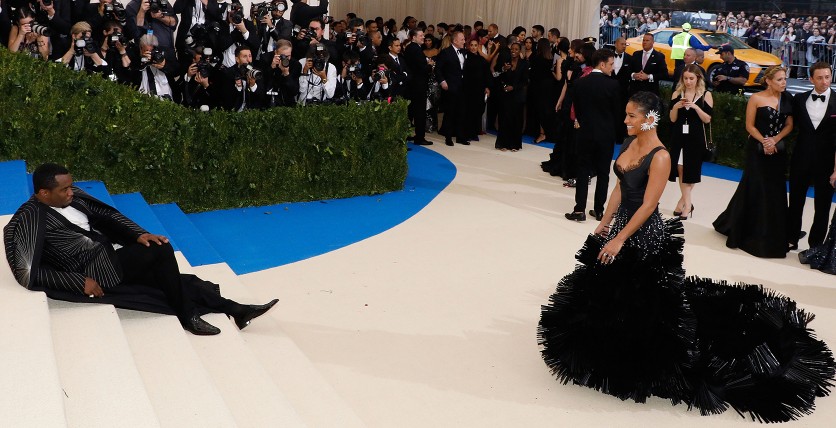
[183,315,221,336]
[457,140,471,145]
[589,210,604,221]
[445,139,454,146]
[413,140,433,146]
[233,299,280,330]
[565,211,586,222]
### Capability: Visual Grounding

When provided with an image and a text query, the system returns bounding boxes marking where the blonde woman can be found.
[668,64,713,219]
[714,65,794,258]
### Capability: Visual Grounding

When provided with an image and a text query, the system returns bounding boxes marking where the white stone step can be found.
[0,215,67,427]
[190,263,365,428]
[175,259,306,428]
[117,309,238,428]
[48,301,160,428]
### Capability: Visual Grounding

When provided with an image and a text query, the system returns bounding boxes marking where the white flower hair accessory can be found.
[641,110,660,131]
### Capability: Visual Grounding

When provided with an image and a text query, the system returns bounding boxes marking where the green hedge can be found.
[658,86,797,169]
[0,48,410,212]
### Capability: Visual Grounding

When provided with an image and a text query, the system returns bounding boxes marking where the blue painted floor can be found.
[187,146,457,274]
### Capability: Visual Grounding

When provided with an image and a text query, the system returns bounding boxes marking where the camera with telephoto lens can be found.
[185,21,220,49]
[240,64,262,81]
[230,4,245,25]
[251,2,275,19]
[278,53,290,68]
[104,3,127,24]
[108,31,127,47]
[30,23,52,37]
[74,35,97,55]
[148,0,170,13]
[196,47,216,78]
[293,25,312,41]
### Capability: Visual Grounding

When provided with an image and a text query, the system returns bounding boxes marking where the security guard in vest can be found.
[668,23,710,69]
[711,44,749,93]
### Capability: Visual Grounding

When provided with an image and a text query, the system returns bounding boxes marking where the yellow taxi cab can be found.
[625,28,782,87]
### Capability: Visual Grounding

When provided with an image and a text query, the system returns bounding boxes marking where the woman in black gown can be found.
[539,92,834,422]
[527,39,554,143]
[494,42,529,152]
[713,66,794,258]
[463,39,490,141]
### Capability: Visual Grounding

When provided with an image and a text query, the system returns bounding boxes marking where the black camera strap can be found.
[146,67,158,96]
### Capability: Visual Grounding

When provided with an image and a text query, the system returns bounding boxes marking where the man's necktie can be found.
[812,94,826,102]
[642,51,649,69]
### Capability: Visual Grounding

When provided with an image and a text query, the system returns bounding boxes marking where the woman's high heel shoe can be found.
[534,133,546,143]
[678,204,695,220]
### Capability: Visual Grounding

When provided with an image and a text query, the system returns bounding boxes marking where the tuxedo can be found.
[385,52,408,97]
[3,189,235,321]
[628,49,668,96]
[404,42,431,143]
[571,71,622,214]
[435,45,467,144]
[787,89,836,247]
[612,51,632,141]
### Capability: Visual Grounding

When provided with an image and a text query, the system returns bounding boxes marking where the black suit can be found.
[384,52,408,97]
[612,51,632,141]
[571,71,621,214]
[787,89,836,247]
[628,49,668,96]
[173,0,225,54]
[435,45,467,144]
[404,42,431,144]
[217,65,266,110]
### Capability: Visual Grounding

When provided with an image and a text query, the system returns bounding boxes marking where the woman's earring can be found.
[641,109,660,131]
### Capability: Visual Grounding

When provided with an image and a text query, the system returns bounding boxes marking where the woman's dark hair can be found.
[536,38,552,59]
[556,37,570,56]
[629,91,661,114]
[15,6,35,23]
[579,44,596,63]
[569,38,584,54]
[512,26,526,37]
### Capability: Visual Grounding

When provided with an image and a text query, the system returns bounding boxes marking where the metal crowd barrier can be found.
[599,26,641,46]
[755,38,836,81]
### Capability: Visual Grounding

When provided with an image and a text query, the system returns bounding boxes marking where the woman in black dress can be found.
[540,38,571,175]
[713,66,794,258]
[463,39,490,141]
[668,64,713,220]
[540,92,834,422]
[494,42,529,152]
[527,39,554,143]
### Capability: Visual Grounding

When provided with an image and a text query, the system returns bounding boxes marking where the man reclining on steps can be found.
[3,163,278,336]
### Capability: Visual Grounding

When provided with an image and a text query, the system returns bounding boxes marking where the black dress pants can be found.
[408,86,427,143]
[574,138,614,214]
[116,242,237,321]
[787,161,835,247]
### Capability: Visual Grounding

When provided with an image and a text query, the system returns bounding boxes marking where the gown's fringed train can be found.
[538,218,835,423]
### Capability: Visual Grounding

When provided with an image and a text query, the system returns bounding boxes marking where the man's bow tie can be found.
[616,53,622,58]
[812,94,826,102]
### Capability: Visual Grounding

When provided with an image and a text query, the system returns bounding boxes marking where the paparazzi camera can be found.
[230,3,245,25]
[185,22,221,49]
[312,45,327,71]
[251,2,275,20]
[148,0,170,14]
[141,47,166,66]
[322,15,334,25]
[30,22,52,37]
[347,63,363,80]
[104,3,128,24]
[277,53,290,68]
[293,25,312,42]
[239,64,262,81]
[196,47,216,78]
[108,31,127,48]
[74,35,97,55]
[371,65,388,82]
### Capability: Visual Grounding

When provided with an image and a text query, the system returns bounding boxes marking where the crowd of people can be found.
[599,5,836,78]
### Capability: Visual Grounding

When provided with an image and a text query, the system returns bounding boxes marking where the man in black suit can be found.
[215,1,259,68]
[566,48,621,222]
[384,37,408,97]
[4,163,279,336]
[217,45,265,110]
[404,29,434,146]
[611,37,631,142]
[787,62,836,250]
[628,33,668,96]
[435,30,468,146]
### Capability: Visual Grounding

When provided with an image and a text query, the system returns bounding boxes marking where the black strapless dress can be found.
[713,94,793,258]
[539,139,834,422]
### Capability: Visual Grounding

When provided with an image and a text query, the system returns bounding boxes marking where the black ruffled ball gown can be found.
[538,140,835,422]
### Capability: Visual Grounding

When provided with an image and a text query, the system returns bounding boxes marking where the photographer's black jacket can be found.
[172,0,225,52]
[264,50,302,107]
[215,18,259,56]
[256,16,293,61]
[217,65,266,110]
[288,0,328,27]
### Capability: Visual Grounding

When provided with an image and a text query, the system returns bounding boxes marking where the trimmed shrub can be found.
[0,48,410,212]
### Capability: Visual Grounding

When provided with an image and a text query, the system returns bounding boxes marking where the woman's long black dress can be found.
[495,60,529,150]
[713,92,793,258]
[539,139,834,423]
[668,93,712,183]
[463,53,490,141]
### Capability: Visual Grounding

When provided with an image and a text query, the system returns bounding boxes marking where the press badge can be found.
[682,123,689,134]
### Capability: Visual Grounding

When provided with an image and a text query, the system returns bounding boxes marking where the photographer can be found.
[218,45,264,110]
[180,45,216,108]
[99,19,133,83]
[337,18,371,66]
[364,57,391,101]
[298,43,336,105]
[264,39,300,107]
[292,17,337,66]
[132,33,179,102]
[173,0,223,62]
[215,1,258,68]
[8,7,51,60]
[254,0,292,66]
[335,51,370,103]
[29,0,72,54]
[60,21,107,74]
[127,0,177,53]
[75,0,139,40]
